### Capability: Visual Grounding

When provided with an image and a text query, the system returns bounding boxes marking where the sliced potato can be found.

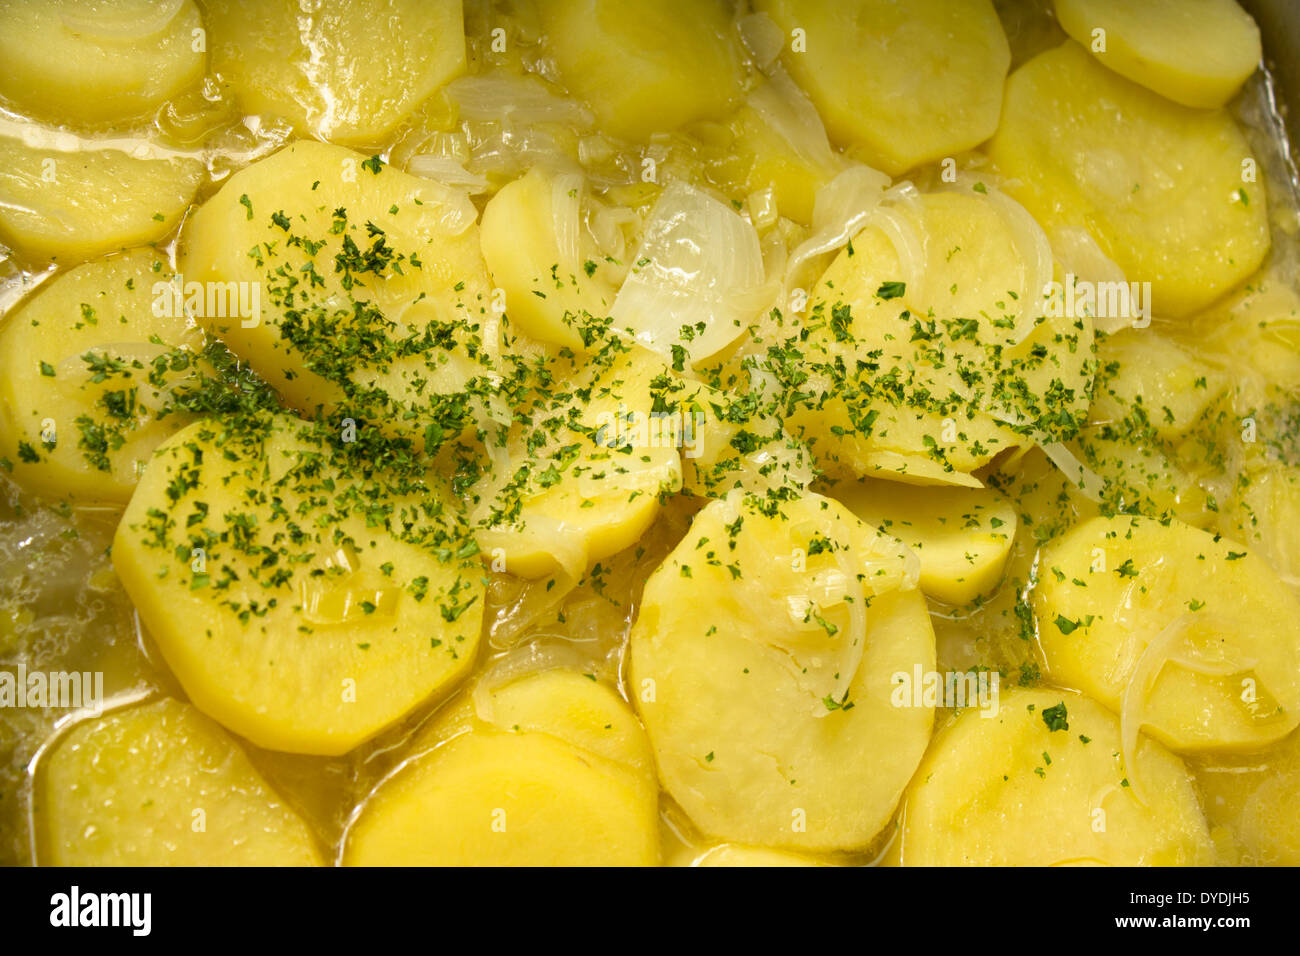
[1034,515,1300,755]
[474,343,682,579]
[0,0,205,127]
[988,41,1269,318]
[113,414,484,755]
[0,135,203,264]
[41,698,321,866]
[1054,0,1260,108]
[756,0,1010,175]
[344,670,658,865]
[1221,462,1300,585]
[788,188,1093,485]
[479,166,618,351]
[730,81,841,227]
[205,0,465,145]
[1089,329,1227,441]
[835,478,1017,605]
[181,141,494,447]
[0,250,202,502]
[630,492,935,851]
[678,377,815,500]
[539,0,744,142]
[462,667,655,777]
[899,688,1214,865]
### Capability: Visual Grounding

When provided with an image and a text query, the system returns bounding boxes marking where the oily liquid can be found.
[3,0,1300,866]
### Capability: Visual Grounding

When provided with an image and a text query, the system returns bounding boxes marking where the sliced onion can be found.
[448,73,594,127]
[1050,226,1133,335]
[1039,441,1105,503]
[472,641,593,724]
[940,176,1055,345]
[1118,612,1245,804]
[747,68,840,171]
[62,0,184,39]
[738,11,785,70]
[783,164,891,294]
[405,154,491,194]
[550,170,584,276]
[611,180,766,365]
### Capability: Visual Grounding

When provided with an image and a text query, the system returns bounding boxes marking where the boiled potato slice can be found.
[474,343,682,579]
[678,376,815,500]
[0,250,201,502]
[0,0,205,127]
[730,80,841,226]
[835,478,1017,605]
[205,0,465,145]
[988,41,1269,318]
[344,670,658,865]
[0,135,203,264]
[1090,329,1227,441]
[630,492,935,851]
[1072,428,1209,525]
[41,698,321,866]
[756,0,1010,175]
[1192,727,1300,865]
[182,141,494,447]
[899,689,1214,865]
[1222,462,1300,585]
[789,189,1093,485]
[1034,516,1300,756]
[460,667,655,777]
[1054,0,1261,108]
[479,166,618,352]
[539,0,744,142]
[113,413,484,755]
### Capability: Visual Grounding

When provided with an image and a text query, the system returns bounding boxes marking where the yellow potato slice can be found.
[1090,329,1227,441]
[113,413,484,755]
[181,140,494,447]
[755,0,1010,175]
[678,376,815,501]
[730,81,841,226]
[0,135,203,265]
[988,41,1269,318]
[1222,462,1300,585]
[344,670,658,865]
[41,698,321,866]
[1054,0,1261,108]
[835,478,1017,605]
[474,343,682,579]
[0,0,205,127]
[1034,515,1300,757]
[539,0,744,142]
[899,688,1214,865]
[460,667,656,777]
[205,0,465,145]
[629,492,935,851]
[1192,727,1300,865]
[1071,428,1209,525]
[479,166,618,351]
[0,250,202,503]
[789,188,1093,485]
